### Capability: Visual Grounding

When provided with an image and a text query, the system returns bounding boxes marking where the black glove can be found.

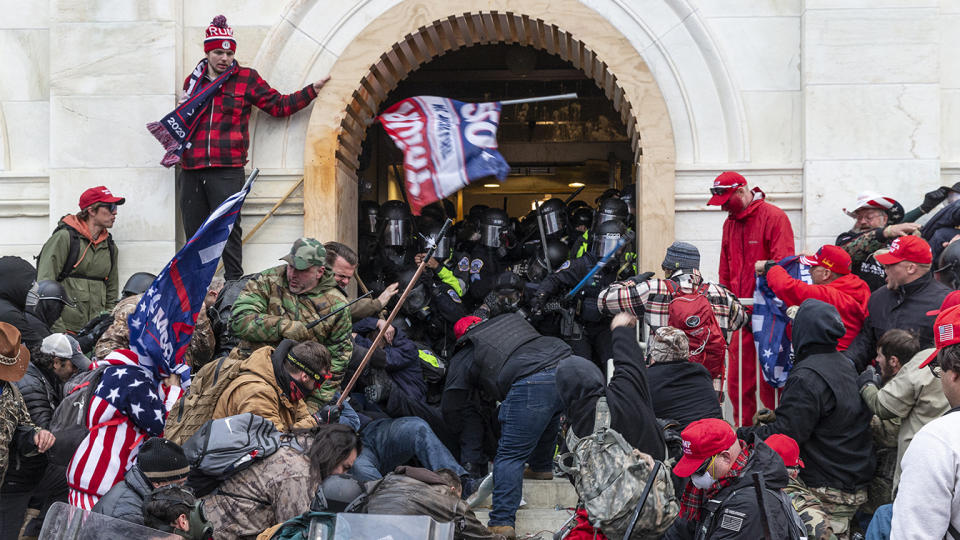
[629,271,655,283]
[857,365,881,391]
[921,186,951,213]
[529,293,547,316]
[312,404,342,425]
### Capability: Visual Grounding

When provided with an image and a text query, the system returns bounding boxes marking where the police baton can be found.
[564,231,633,299]
[336,218,453,407]
[562,184,586,205]
[534,200,553,273]
[305,290,373,329]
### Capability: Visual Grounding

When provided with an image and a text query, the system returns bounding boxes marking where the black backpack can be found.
[46,366,109,466]
[37,220,117,283]
[210,274,257,358]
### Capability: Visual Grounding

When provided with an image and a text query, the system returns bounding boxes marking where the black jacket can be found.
[844,271,950,372]
[648,361,722,430]
[665,440,798,540]
[556,326,665,460]
[2,362,64,490]
[0,256,43,348]
[535,253,620,323]
[91,465,153,525]
[739,299,874,492]
[24,311,52,344]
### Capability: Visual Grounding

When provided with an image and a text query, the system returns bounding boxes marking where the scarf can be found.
[146,58,239,168]
[678,443,751,522]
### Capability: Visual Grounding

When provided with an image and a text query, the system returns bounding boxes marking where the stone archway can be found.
[302,1,676,271]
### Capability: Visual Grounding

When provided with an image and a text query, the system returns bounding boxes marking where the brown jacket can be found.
[212,345,317,432]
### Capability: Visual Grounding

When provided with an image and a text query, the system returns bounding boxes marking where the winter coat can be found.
[765,266,870,351]
[0,256,44,348]
[647,360,722,430]
[213,342,318,432]
[0,382,39,486]
[91,465,153,525]
[738,299,874,492]
[14,362,62,429]
[353,317,425,401]
[844,271,951,372]
[67,350,182,508]
[24,311,53,345]
[37,215,119,333]
[718,190,795,298]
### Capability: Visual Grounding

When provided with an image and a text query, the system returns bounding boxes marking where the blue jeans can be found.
[488,368,562,527]
[352,416,467,481]
[865,503,892,540]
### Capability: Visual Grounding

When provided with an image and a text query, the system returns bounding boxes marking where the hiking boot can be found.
[523,467,553,480]
[364,370,393,403]
[488,525,517,539]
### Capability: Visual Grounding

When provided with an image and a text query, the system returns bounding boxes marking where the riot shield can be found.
[308,513,455,540]
[39,502,180,540]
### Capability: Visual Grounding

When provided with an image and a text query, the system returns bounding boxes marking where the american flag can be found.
[752,256,812,388]
[939,324,954,344]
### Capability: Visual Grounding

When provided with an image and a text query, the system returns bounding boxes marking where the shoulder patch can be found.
[470,258,484,274]
[458,256,470,273]
[556,260,570,272]
[719,510,744,532]
[447,288,462,303]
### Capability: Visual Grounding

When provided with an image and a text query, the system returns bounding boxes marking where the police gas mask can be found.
[145,486,214,540]
[525,258,547,283]
[312,474,364,513]
[184,500,214,540]
[401,282,430,318]
[383,246,407,267]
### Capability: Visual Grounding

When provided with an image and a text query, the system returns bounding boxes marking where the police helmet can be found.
[122,272,157,298]
[359,200,379,236]
[593,197,628,228]
[379,200,411,248]
[480,208,510,249]
[595,188,621,205]
[536,198,566,238]
[311,474,365,513]
[26,280,76,309]
[936,240,960,290]
[620,184,636,215]
[570,207,594,231]
[590,220,627,258]
[421,222,453,261]
[395,267,429,313]
[467,204,489,224]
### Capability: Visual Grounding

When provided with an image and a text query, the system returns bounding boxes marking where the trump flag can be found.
[379,96,511,215]
[128,171,256,381]
[751,255,812,388]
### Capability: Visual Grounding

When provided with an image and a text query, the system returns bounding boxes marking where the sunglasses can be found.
[694,455,715,476]
[709,185,740,196]
[96,202,118,213]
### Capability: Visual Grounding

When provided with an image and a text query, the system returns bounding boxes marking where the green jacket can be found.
[230,265,352,403]
[36,216,119,333]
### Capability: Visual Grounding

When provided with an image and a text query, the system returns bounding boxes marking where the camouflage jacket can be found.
[0,382,39,485]
[230,265,352,404]
[203,446,313,540]
[783,476,836,540]
[94,294,216,369]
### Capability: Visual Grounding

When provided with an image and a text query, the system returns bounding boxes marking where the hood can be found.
[729,438,789,491]
[828,273,871,309]
[126,465,155,498]
[61,214,108,245]
[556,355,605,437]
[0,256,37,309]
[792,299,844,359]
[240,343,284,392]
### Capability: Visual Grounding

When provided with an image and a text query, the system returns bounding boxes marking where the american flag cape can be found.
[128,173,255,382]
[751,256,812,388]
[379,96,511,215]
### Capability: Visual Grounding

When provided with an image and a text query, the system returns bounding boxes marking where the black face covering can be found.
[35,299,65,328]
[272,341,314,402]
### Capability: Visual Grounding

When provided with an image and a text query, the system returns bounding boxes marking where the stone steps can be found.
[470,478,580,538]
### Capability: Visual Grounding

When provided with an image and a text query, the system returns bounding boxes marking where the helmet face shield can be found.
[382,220,408,247]
[365,214,378,235]
[540,209,563,237]
[427,233,452,261]
[481,224,503,248]
[591,232,622,257]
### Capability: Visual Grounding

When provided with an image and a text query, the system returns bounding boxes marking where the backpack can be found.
[181,413,301,497]
[36,220,117,283]
[46,366,110,466]
[556,398,678,538]
[74,312,114,354]
[663,280,727,380]
[697,479,806,540]
[163,355,244,445]
[210,274,257,358]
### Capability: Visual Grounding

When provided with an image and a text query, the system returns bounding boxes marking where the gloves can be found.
[312,403,342,425]
[281,320,312,342]
[629,272,655,284]
[857,365,881,391]
[753,408,776,425]
[529,294,547,316]
[921,186,951,213]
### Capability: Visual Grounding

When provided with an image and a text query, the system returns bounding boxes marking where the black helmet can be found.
[379,200,411,248]
[311,474,364,513]
[590,220,627,258]
[595,188,621,205]
[536,198,566,238]
[594,197,628,228]
[620,184,636,215]
[359,200,379,236]
[570,207,594,230]
[395,267,429,314]
[467,204,489,224]
[936,240,960,290]
[493,271,524,307]
[539,239,569,271]
[421,222,453,261]
[122,272,157,298]
[480,208,509,249]
[26,280,75,309]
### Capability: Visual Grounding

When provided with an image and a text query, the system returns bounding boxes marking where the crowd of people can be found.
[2,13,960,540]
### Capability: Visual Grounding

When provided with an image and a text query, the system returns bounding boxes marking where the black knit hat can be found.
[138,437,190,483]
[662,241,700,271]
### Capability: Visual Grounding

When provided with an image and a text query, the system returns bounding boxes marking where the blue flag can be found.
[751,256,812,388]
[128,172,256,381]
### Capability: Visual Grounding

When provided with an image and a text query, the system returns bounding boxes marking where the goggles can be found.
[709,185,740,197]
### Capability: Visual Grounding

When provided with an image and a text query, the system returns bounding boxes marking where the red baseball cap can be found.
[674,418,737,477]
[454,316,482,340]
[920,304,960,368]
[764,434,804,468]
[801,245,851,275]
[706,171,747,206]
[874,236,932,266]
[927,290,960,317]
[78,186,125,210]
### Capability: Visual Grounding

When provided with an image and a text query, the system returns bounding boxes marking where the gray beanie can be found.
[662,241,700,271]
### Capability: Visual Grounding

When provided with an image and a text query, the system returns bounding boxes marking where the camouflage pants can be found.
[809,486,868,537]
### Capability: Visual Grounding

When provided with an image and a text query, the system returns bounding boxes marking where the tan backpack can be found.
[163,355,244,445]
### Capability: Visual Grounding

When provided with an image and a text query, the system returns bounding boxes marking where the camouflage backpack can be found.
[163,355,244,445]
[556,398,678,538]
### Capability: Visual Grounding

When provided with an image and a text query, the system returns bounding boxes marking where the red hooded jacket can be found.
[765,266,870,351]
[718,189,796,298]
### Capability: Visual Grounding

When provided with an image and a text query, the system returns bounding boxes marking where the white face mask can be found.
[690,470,715,489]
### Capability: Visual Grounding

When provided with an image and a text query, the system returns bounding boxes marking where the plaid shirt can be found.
[597,269,747,340]
[180,66,317,169]
[679,442,751,521]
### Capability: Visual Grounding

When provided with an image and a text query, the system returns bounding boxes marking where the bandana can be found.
[678,442,751,521]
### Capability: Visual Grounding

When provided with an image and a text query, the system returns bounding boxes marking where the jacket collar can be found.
[729,187,766,221]
[897,271,934,297]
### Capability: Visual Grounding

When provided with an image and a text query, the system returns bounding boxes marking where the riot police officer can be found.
[620,183,636,229]
[392,266,466,360]
[465,208,517,307]
[358,200,380,272]
[364,200,416,288]
[415,221,467,298]
[516,238,570,285]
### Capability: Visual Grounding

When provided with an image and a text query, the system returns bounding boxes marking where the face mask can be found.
[690,470,715,489]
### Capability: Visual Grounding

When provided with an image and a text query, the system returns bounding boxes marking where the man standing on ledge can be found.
[177,15,330,280]
[707,171,794,426]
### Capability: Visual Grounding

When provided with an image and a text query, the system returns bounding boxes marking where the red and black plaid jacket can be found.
[180,66,317,170]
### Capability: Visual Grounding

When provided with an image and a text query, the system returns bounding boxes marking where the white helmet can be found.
[843,192,903,222]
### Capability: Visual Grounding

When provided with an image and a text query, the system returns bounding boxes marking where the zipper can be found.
[206,98,215,167]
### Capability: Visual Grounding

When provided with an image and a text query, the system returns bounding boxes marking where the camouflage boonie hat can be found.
[649,326,689,363]
[281,237,326,270]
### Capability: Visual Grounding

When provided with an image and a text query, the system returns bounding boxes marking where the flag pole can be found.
[499,92,577,106]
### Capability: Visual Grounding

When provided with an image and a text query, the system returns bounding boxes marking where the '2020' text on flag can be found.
[379,96,511,215]
[128,171,256,381]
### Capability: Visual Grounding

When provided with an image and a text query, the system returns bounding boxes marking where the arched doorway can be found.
[303,5,676,271]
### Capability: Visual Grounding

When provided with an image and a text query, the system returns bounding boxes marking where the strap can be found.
[89,417,125,432]
[594,396,611,431]
[663,279,676,294]
[57,227,82,282]
[948,522,960,540]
